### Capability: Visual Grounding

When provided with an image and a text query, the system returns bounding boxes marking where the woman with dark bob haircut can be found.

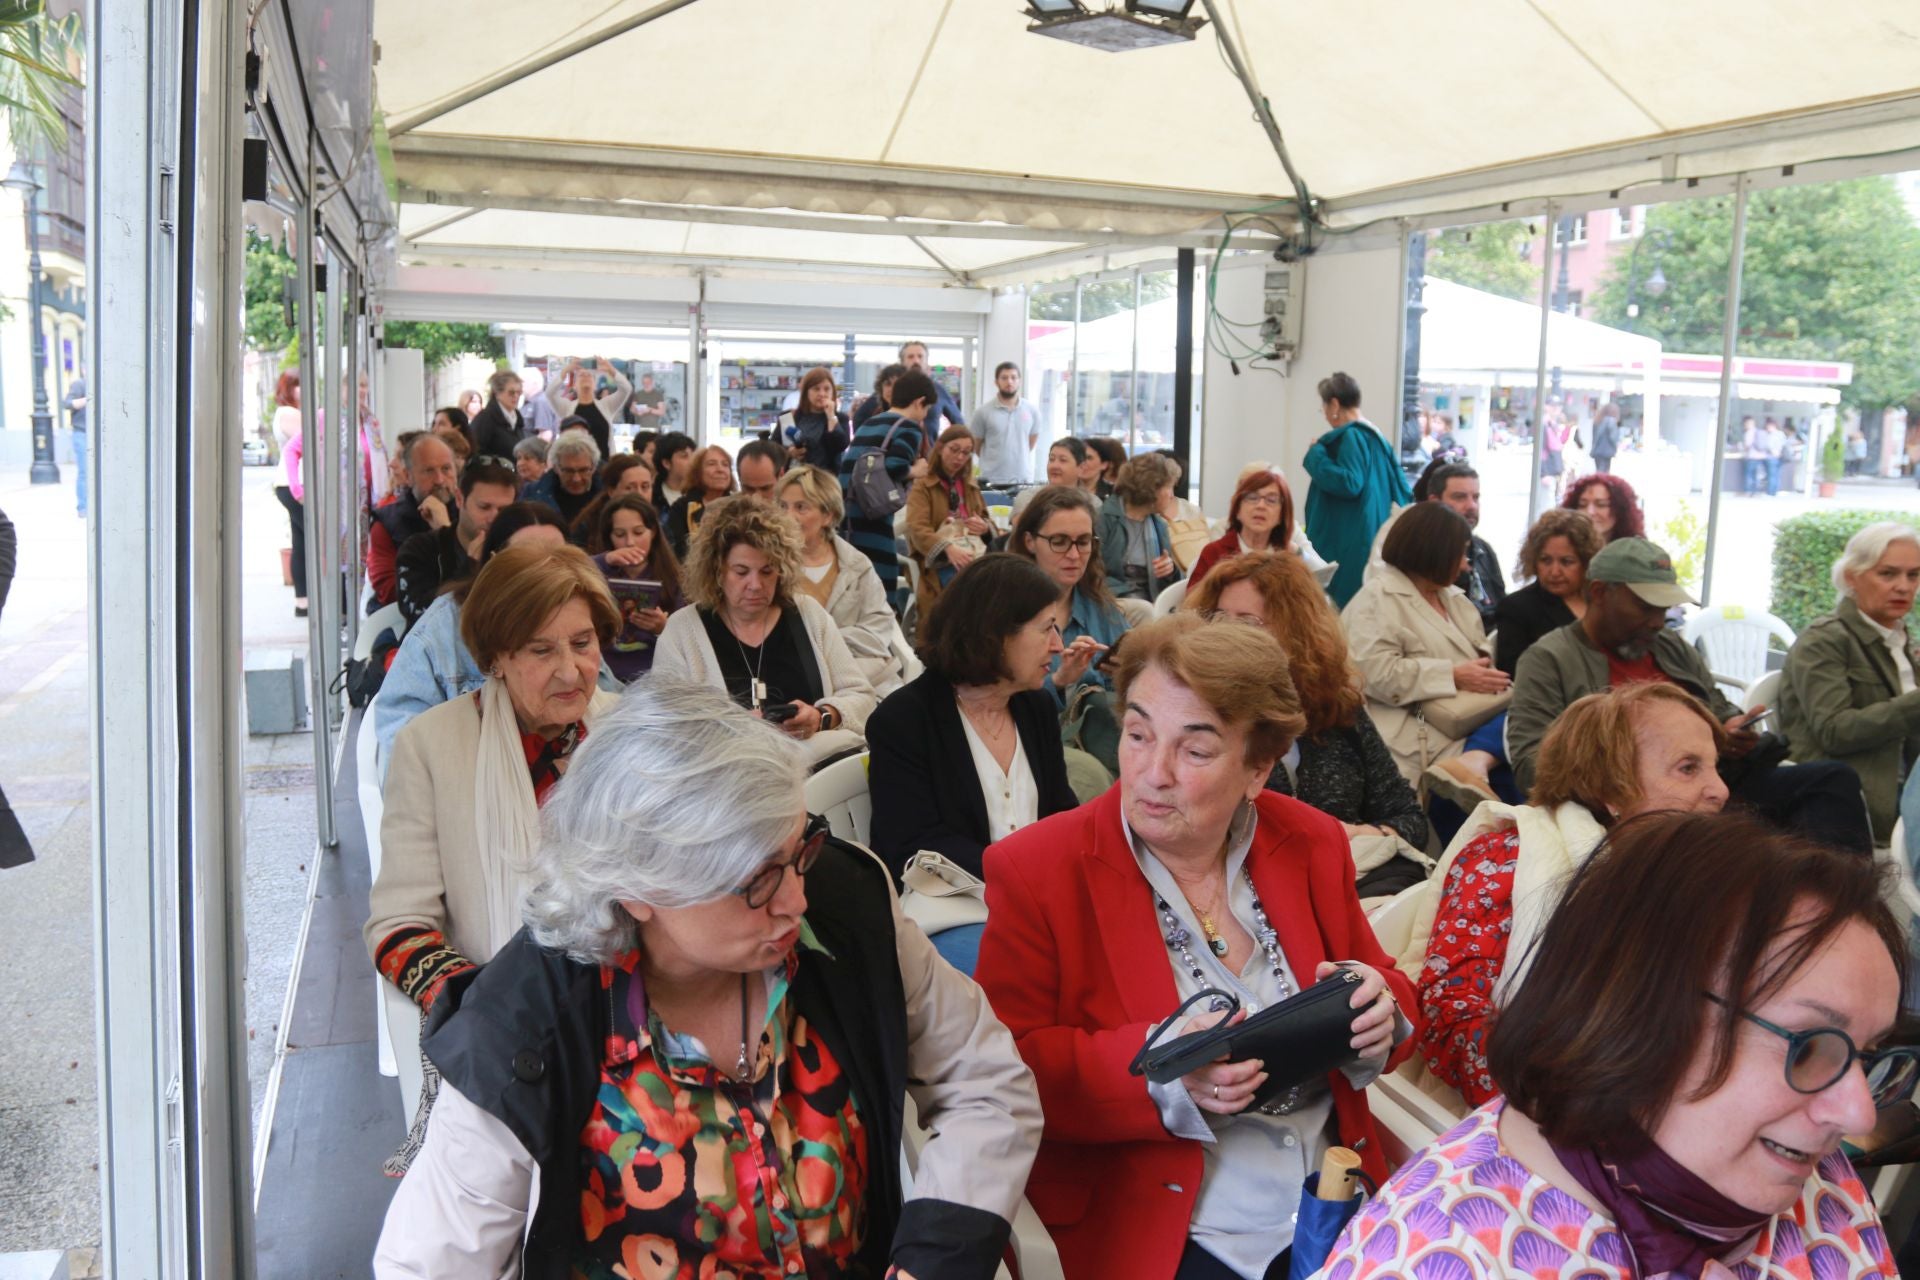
[1325,809,1914,1280]
[867,554,1079,968]
[1342,500,1509,790]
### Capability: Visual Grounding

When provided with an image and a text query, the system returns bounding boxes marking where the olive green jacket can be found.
[1778,596,1920,841]
[1509,622,1737,792]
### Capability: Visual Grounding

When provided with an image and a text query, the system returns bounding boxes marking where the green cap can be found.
[1587,537,1697,608]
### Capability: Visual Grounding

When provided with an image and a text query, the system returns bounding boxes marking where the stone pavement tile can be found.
[0,1102,100,1253]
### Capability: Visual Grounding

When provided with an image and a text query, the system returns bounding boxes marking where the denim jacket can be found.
[373,594,485,781]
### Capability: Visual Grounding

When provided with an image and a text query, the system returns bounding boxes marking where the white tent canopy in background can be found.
[372,0,1920,289]
[1417,277,1662,379]
[1027,296,1180,373]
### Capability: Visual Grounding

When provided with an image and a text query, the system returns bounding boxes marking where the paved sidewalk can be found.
[0,460,323,1273]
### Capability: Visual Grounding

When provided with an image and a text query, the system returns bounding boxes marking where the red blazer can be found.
[1184,530,1241,590]
[974,786,1418,1280]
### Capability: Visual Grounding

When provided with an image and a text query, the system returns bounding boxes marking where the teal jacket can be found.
[1302,421,1411,607]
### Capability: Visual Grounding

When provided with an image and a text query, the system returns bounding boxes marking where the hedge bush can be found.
[1770,508,1915,633]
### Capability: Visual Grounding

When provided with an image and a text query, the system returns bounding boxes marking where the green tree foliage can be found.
[0,1,82,155]
[1030,273,1176,322]
[1423,221,1537,301]
[1588,179,1920,411]
[1770,508,1915,632]
[244,228,296,354]
[382,321,505,370]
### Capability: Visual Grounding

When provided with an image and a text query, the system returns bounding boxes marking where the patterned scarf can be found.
[1549,1134,1773,1278]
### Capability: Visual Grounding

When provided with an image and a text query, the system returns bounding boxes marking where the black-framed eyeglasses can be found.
[1036,533,1095,554]
[731,813,829,909]
[1705,993,1920,1108]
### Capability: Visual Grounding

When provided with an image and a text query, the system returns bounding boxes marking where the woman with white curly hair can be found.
[374,680,1041,1280]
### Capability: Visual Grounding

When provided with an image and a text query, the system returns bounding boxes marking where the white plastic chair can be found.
[1365,881,1429,967]
[355,600,407,663]
[1152,578,1188,617]
[358,699,425,1127]
[1740,668,1782,734]
[889,617,924,684]
[900,1094,1064,1280]
[1682,605,1795,700]
[805,751,873,846]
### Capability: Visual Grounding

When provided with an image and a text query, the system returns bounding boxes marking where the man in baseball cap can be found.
[1508,536,1872,853]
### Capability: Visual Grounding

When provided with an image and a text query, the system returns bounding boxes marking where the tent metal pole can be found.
[1527,201,1558,527]
[1193,0,1311,223]
[388,0,706,136]
[1173,250,1195,500]
[1069,278,1082,434]
[1127,268,1142,454]
[297,144,337,848]
[1700,175,1750,608]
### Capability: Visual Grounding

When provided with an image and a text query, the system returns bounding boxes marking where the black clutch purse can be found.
[1129,968,1363,1109]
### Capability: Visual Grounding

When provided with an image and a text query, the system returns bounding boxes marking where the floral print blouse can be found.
[1416,827,1520,1105]
[1319,1098,1894,1280]
[575,923,870,1279]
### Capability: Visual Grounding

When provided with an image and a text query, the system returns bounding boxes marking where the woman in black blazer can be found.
[1492,507,1603,675]
[867,554,1079,971]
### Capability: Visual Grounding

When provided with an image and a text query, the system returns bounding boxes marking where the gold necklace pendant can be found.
[1198,912,1229,958]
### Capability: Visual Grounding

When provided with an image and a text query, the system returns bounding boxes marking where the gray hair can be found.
[522,681,807,964]
[551,428,602,467]
[1832,522,1920,597]
[512,436,550,464]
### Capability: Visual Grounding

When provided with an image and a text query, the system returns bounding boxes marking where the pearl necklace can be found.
[1155,866,1304,1116]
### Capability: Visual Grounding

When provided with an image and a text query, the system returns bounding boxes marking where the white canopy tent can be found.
[1418,277,1662,381]
[371,0,1920,288]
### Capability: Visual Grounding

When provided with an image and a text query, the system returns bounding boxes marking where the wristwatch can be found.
[820,704,839,732]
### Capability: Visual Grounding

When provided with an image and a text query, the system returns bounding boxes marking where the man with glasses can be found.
[521,427,604,528]
[369,433,459,607]
[394,457,520,627]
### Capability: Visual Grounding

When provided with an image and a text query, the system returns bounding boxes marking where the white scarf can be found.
[1399,799,1609,1004]
[470,676,545,956]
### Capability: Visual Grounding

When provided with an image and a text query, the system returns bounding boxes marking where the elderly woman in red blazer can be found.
[975,612,1417,1280]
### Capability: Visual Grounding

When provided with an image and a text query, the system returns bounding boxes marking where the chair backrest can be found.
[1153,578,1188,617]
[1682,604,1796,697]
[805,751,872,846]
[354,600,408,663]
[889,618,924,684]
[1365,881,1429,968]
[1741,668,1782,731]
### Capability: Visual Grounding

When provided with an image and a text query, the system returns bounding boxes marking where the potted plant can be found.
[1818,428,1845,498]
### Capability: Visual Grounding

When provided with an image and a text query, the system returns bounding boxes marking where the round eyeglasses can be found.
[732,813,829,909]
[1706,993,1920,1108]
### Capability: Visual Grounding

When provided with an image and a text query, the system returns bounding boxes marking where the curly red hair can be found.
[1561,472,1644,542]
[1183,549,1362,738]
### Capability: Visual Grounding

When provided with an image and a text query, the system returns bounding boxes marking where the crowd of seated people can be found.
[353,364,1917,1280]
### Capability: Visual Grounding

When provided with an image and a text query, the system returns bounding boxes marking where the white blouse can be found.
[957,708,1039,842]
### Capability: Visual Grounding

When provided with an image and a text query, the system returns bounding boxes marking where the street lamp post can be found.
[1548,214,1574,402]
[2,159,58,484]
[1622,228,1675,330]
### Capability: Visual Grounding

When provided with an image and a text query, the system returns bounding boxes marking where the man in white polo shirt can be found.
[972,361,1041,484]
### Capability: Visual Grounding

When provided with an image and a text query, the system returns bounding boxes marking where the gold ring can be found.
[1212,1084,1219,1100]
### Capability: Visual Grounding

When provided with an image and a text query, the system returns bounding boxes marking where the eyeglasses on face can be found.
[1240,492,1283,509]
[1037,533,1095,554]
[731,813,829,909]
[1201,608,1265,628]
[1705,993,1920,1109]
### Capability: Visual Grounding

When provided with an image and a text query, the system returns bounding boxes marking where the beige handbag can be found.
[1167,517,1212,572]
[933,519,988,566]
[897,850,989,935]
[1417,688,1510,741]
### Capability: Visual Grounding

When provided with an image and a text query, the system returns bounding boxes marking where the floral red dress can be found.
[575,921,871,1279]
[1415,827,1520,1106]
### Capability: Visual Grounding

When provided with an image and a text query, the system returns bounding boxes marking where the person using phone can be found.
[974,614,1413,1280]
[652,497,876,767]
[582,495,684,682]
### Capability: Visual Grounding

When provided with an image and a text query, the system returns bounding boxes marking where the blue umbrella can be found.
[1289,1152,1367,1280]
